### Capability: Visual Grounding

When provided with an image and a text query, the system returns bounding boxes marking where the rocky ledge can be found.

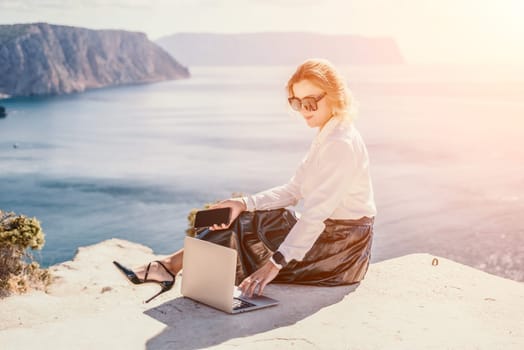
[0,239,523,349]
[0,23,190,98]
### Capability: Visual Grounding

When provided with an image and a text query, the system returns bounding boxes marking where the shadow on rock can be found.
[144,282,359,350]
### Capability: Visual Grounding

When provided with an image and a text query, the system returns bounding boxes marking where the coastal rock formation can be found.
[0,239,522,349]
[157,32,405,66]
[0,23,190,98]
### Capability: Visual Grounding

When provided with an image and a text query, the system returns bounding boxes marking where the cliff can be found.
[0,23,190,98]
[0,239,522,349]
[156,32,406,66]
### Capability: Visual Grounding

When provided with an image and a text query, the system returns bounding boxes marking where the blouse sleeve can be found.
[241,152,308,211]
[277,140,358,262]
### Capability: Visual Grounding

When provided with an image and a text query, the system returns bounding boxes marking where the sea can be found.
[1,64,524,282]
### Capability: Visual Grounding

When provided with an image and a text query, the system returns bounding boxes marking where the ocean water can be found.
[1,64,524,281]
[0,66,317,266]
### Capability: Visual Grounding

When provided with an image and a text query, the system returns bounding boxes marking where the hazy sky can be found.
[1,0,523,64]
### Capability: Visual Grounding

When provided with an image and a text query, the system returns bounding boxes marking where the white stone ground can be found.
[0,238,523,350]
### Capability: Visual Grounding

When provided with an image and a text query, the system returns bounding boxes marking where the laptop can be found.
[181,236,279,314]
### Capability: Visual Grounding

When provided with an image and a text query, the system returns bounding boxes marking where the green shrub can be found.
[0,210,51,297]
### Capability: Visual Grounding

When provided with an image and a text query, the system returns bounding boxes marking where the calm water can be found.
[0,66,317,266]
[1,64,524,281]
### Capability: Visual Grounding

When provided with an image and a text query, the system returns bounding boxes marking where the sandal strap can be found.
[144,262,152,282]
[154,260,176,279]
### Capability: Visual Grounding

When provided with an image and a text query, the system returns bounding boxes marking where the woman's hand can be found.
[239,261,279,298]
[208,198,246,231]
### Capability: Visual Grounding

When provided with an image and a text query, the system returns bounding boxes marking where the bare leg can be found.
[133,248,184,282]
[162,248,184,276]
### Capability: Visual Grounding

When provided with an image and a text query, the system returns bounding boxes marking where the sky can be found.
[0,0,523,64]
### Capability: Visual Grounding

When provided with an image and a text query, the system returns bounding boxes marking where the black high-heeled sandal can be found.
[113,260,176,303]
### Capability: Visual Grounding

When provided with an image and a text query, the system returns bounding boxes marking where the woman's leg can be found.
[163,248,184,276]
[132,248,184,281]
[274,217,374,286]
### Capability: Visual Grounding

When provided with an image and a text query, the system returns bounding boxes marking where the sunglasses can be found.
[288,92,327,112]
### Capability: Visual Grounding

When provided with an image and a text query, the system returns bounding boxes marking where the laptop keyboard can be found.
[232,298,256,310]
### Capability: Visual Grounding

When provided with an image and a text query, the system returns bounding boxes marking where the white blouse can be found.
[242,116,377,263]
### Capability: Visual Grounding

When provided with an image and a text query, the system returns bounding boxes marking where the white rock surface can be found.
[0,238,523,349]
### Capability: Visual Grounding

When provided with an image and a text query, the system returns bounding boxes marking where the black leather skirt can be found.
[196,208,374,286]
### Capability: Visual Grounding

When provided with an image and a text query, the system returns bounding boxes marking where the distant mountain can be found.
[0,23,190,98]
[156,32,405,66]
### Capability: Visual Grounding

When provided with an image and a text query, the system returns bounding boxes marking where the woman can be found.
[114,58,377,303]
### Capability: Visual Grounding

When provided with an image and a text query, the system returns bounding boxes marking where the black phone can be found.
[194,207,232,228]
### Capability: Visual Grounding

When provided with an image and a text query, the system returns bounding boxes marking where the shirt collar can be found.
[314,116,345,145]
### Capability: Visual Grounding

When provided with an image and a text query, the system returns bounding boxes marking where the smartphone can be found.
[194,207,232,228]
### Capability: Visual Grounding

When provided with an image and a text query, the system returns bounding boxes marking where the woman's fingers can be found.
[258,281,268,296]
[239,276,256,297]
[238,277,249,295]
[248,278,260,297]
[207,199,240,231]
[245,278,260,298]
[239,275,266,297]
[239,261,280,297]
[209,222,228,231]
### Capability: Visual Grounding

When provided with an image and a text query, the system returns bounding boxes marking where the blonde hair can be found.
[286,58,358,122]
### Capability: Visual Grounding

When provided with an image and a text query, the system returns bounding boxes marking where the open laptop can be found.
[181,236,279,314]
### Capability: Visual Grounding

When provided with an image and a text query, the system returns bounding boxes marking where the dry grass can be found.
[0,210,51,297]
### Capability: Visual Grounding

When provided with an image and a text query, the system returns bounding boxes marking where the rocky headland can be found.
[0,23,190,98]
[156,32,405,66]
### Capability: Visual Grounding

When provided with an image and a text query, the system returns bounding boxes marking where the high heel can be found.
[113,260,176,303]
[144,280,174,304]
[113,260,141,284]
